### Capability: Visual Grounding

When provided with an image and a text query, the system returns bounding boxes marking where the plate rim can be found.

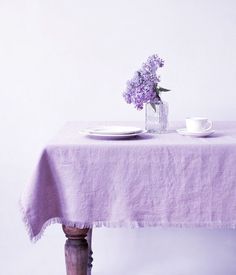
[80,129,147,137]
[84,126,144,135]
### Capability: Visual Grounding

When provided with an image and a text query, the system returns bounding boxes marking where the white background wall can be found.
[1,0,236,274]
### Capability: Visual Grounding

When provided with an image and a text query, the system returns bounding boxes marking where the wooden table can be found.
[20,122,236,275]
[63,226,93,275]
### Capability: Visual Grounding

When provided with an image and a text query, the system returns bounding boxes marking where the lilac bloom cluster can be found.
[123,54,164,110]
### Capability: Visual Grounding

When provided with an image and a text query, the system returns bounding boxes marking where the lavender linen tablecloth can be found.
[20,121,236,241]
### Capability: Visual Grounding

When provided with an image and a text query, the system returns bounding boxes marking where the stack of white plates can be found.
[81,126,146,137]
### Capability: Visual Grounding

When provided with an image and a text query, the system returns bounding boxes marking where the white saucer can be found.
[176,128,215,137]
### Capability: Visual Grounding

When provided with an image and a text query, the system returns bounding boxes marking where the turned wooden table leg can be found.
[86,229,93,275]
[62,225,89,275]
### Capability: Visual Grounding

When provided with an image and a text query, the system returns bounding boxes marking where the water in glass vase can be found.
[145,101,168,133]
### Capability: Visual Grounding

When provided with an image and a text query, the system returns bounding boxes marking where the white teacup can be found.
[186,117,213,133]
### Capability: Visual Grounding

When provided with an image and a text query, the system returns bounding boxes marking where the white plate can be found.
[80,129,147,138]
[176,128,215,137]
[86,126,143,135]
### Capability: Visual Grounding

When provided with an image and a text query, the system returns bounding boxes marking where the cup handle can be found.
[205,120,213,131]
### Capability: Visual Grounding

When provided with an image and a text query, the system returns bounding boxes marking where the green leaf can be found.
[150,103,156,112]
[158,86,171,92]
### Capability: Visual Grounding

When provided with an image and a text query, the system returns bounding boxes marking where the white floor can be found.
[3,210,236,275]
[93,228,236,275]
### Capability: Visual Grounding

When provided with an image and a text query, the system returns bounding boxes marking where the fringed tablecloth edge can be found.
[19,199,37,242]
[18,200,236,243]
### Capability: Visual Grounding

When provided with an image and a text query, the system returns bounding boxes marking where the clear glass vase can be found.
[145,101,169,133]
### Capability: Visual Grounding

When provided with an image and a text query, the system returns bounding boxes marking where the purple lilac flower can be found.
[123,54,164,110]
